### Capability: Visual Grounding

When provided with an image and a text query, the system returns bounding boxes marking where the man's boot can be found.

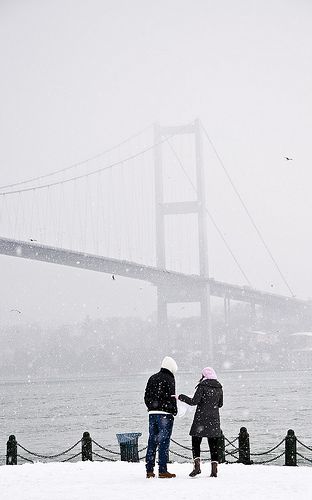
[210,461,218,477]
[159,471,176,478]
[189,457,201,477]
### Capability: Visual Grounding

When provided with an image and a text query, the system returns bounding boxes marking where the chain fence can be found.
[4,429,312,468]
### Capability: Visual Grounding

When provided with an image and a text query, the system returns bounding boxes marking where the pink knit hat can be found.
[202,367,217,380]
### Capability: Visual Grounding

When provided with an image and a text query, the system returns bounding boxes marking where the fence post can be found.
[285,429,297,466]
[238,427,252,465]
[217,431,225,463]
[81,431,92,461]
[6,435,17,465]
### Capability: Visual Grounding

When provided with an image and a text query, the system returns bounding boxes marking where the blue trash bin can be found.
[116,432,142,462]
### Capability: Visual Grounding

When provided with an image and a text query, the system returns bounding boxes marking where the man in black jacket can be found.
[144,356,178,478]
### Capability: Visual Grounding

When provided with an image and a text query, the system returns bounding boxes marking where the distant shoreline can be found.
[0,367,311,385]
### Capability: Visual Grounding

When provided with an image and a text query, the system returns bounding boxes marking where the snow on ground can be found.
[0,461,310,500]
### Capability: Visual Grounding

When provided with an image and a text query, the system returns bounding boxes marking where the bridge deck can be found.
[0,236,308,308]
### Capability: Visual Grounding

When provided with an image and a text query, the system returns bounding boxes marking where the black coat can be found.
[179,379,223,438]
[144,368,178,416]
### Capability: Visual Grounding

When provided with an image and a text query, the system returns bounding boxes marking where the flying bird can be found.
[284,157,293,161]
[10,309,22,314]
[29,238,37,242]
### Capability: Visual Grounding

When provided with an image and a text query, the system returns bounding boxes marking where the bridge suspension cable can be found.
[0,134,171,197]
[200,120,295,297]
[0,125,151,192]
[165,138,252,286]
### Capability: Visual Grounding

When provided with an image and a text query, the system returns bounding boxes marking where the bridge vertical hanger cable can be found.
[0,135,175,197]
[200,121,295,297]
[72,180,77,251]
[1,132,188,264]
[43,187,48,244]
[0,125,152,191]
[130,158,136,262]
[95,172,101,255]
[3,195,10,237]
[50,187,56,247]
[13,193,21,239]
[120,162,125,260]
[18,193,23,238]
[165,138,252,286]
[75,180,81,252]
[55,184,60,246]
[103,170,108,257]
[90,176,96,254]
[111,165,118,259]
[141,155,147,263]
[29,189,35,242]
[83,177,88,252]
[46,186,51,244]
[106,168,111,258]
[133,157,140,262]
[57,184,63,247]
[34,188,41,243]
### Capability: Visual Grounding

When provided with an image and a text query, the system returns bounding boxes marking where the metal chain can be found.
[17,440,81,459]
[61,452,82,463]
[297,439,312,452]
[250,439,285,456]
[225,437,238,448]
[169,449,192,460]
[170,438,209,453]
[225,449,239,457]
[17,454,34,463]
[13,436,311,467]
[138,446,148,453]
[253,451,285,465]
[91,439,121,455]
[170,439,192,451]
[92,451,117,462]
[297,452,312,464]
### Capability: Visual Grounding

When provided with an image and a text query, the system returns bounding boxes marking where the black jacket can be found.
[144,368,177,416]
[179,379,223,437]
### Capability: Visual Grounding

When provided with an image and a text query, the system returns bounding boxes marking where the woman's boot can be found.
[210,461,218,477]
[189,457,201,477]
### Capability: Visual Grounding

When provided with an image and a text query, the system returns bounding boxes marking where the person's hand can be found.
[171,395,178,400]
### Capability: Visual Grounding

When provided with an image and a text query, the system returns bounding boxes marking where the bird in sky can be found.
[10,309,22,314]
[29,238,37,242]
[284,157,294,161]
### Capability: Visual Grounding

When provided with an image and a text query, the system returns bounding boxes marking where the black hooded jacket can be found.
[179,378,223,437]
[144,368,178,416]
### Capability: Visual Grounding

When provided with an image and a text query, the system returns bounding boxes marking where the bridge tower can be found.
[154,119,214,363]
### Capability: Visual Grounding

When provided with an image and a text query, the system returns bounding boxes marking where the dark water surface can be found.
[1,370,311,465]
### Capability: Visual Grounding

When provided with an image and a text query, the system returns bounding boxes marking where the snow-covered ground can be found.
[0,461,310,500]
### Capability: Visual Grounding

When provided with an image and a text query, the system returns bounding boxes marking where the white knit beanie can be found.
[161,356,178,375]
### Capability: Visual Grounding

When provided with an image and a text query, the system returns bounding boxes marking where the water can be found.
[1,370,311,466]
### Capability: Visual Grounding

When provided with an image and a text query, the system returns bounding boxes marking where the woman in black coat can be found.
[178,366,223,478]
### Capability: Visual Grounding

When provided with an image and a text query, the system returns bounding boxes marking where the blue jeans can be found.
[146,414,174,473]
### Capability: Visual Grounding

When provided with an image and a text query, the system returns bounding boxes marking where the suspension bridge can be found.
[0,119,310,360]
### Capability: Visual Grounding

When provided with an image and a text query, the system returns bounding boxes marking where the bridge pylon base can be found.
[157,284,214,367]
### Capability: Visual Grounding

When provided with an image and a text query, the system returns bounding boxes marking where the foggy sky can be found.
[1,0,312,326]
